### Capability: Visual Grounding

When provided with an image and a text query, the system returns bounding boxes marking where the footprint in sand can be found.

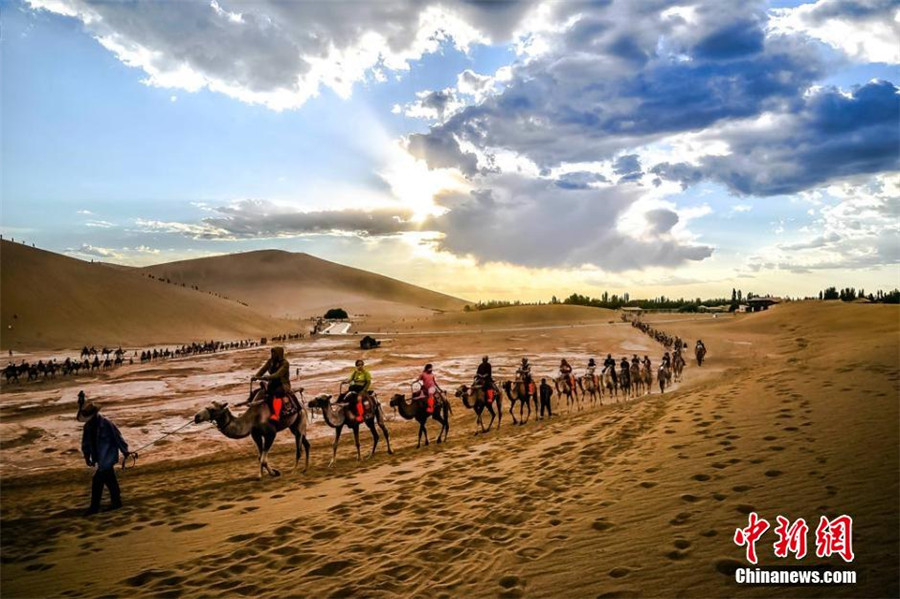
[498,574,526,599]
[592,518,614,531]
[681,494,701,503]
[691,473,711,482]
[735,504,755,515]
[171,522,208,533]
[764,469,783,478]
[669,512,692,526]
[638,481,658,489]
[609,567,631,578]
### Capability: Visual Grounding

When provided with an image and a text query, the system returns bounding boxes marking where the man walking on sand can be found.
[539,378,554,419]
[77,391,129,516]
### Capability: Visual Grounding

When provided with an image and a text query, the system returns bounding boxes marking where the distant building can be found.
[746,297,780,312]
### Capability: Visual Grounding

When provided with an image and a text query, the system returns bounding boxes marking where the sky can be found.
[1,0,898,302]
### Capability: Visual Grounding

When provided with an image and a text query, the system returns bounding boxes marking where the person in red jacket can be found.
[416,363,442,414]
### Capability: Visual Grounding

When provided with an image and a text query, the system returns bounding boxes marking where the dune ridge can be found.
[141,249,469,319]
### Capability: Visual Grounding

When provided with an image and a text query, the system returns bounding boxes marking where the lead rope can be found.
[121,419,195,470]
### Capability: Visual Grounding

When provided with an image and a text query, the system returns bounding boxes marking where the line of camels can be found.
[194,324,705,479]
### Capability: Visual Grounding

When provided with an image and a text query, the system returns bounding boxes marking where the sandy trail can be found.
[1,304,897,598]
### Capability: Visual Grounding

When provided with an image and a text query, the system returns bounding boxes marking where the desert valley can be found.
[0,240,897,598]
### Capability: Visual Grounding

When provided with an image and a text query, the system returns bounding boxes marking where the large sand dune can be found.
[0,241,290,350]
[141,250,469,319]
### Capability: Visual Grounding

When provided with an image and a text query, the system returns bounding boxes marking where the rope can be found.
[121,419,195,470]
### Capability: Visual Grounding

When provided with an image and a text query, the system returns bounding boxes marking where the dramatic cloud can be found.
[653,81,900,196]
[769,0,900,64]
[413,1,827,171]
[27,0,535,110]
[424,174,713,271]
[137,200,416,240]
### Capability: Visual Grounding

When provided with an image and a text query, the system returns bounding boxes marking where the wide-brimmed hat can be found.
[77,401,99,422]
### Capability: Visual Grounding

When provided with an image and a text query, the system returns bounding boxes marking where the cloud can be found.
[26,0,535,110]
[740,173,900,273]
[412,1,827,171]
[644,208,680,235]
[653,81,900,196]
[71,244,121,259]
[769,0,900,64]
[423,173,713,271]
[136,200,416,240]
[554,171,609,190]
[407,129,481,176]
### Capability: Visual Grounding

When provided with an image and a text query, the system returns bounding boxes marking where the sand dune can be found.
[0,241,291,350]
[1,302,897,597]
[141,250,469,319]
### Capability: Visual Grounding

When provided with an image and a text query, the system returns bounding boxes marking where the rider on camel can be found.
[559,359,575,391]
[517,358,534,395]
[475,356,495,403]
[251,346,291,422]
[415,363,442,415]
[586,358,598,386]
[631,354,641,368]
[619,357,631,386]
[603,353,618,385]
[346,359,371,423]
[662,351,671,369]
[642,355,652,370]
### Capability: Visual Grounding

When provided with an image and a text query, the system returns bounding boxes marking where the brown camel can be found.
[578,373,602,406]
[194,386,310,479]
[658,365,670,393]
[307,391,393,467]
[389,389,451,447]
[630,362,642,395]
[601,366,618,400]
[502,379,532,424]
[555,375,580,411]
[456,384,502,433]
[641,363,653,394]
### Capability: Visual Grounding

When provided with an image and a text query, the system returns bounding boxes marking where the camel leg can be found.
[417,421,423,448]
[262,428,280,477]
[523,396,531,424]
[509,400,518,425]
[474,409,482,435]
[485,405,495,432]
[329,426,343,468]
[421,420,430,447]
[291,424,302,472]
[376,411,393,455]
[496,394,502,429]
[251,430,265,480]
[302,436,310,472]
[353,426,362,461]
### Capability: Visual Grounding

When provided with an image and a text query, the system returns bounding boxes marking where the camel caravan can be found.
[190,326,702,478]
[2,336,288,387]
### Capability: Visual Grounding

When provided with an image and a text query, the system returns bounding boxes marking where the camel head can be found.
[194,400,229,424]
[388,393,405,409]
[307,394,331,410]
[455,385,473,409]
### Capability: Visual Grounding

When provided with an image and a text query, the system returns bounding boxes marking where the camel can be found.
[194,387,310,479]
[578,374,602,406]
[601,366,618,401]
[630,362,642,395]
[502,379,533,424]
[555,375,580,411]
[695,343,707,367]
[673,351,686,382]
[307,390,393,467]
[456,383,502,432]
[641,363,652,394]
[619,367,632,398]
[389,388,451,447]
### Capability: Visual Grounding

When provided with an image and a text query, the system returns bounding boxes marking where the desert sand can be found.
[1,301,897,598]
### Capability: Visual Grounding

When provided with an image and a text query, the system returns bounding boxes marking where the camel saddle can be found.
[338,391,377,422]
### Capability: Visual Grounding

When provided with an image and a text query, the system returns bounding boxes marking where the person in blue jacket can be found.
[77,391,129,516]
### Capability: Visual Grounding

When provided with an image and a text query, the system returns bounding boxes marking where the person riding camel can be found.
[517,358,534,395]
[631,354,641,368]
[415,363,442,415]
[642,355,651,370]
[586,358,598,386]
[251,346,291,423]
[604,353,618,385]
[619,357,631,386]
[662,351,671,369]
[475,356,496,403]
[559,359,575,391]
[346,359,371,423]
